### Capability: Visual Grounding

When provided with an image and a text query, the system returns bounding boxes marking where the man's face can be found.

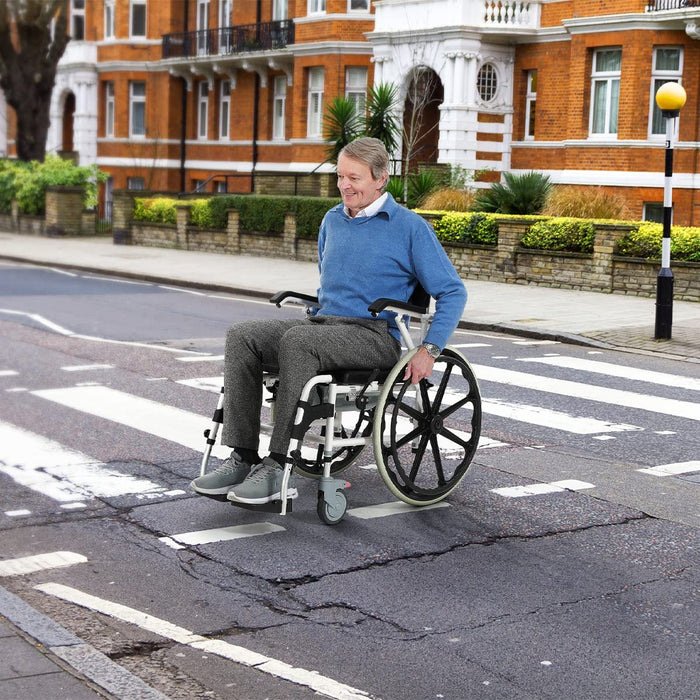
[337,153,386,217]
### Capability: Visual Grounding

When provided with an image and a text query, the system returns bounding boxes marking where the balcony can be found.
[162,20,294,59]
[646,0,700,10]
[372,0,542,36]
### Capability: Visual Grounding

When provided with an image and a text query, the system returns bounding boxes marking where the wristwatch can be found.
[421,342,441,359]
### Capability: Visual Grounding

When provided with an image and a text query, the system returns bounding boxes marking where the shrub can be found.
[431,212,499,245]
[474,171,551,215]
[408,169,441,209]
[543,185,630,220]
[0,160,27,213]
[294,196,342,238]
[616,223,700,262]
[521,218,595,253]
[385,176,405,203]
[133,197,178,224]
[420,187,475,212]
[10,156,107,215]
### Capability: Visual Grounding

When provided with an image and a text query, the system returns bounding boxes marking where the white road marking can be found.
[636,461,700,477]
[176,355,224,362]
[481,397,641,435]
[5,509,31,517]
[512,340,561,346]
[61,364,115,372]
[0,308,208,355]
[0,551,87,577]
[0,370,19,377]
[349,501,450,519]
[472,364,700,421]
[35,583,372,700]
[520,356,700,391]
[491,480,595,498]
[448,343,491,349]
[177,376,223,392]
[160,523,285,548]
[0,420,168,501]
[32,385,230,459]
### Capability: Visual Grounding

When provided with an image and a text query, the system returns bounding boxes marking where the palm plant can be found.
[365,82,400,154]
[474,171,552,215]
[324,96,363,163]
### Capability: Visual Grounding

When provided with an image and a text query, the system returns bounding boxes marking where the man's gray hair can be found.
[339,137,390,182]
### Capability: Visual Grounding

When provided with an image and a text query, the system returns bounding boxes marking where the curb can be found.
[0,585,168,700]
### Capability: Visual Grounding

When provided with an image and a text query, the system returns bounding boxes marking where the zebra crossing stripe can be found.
[491,480,595,498]
[348,501,450,519]
[0,551,87,577]
[637,461,700,477]
[472,364,700,421]
[519,356,700,391]
[160,523,285,549]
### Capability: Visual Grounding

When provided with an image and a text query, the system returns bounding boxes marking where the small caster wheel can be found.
[317,490,347,525]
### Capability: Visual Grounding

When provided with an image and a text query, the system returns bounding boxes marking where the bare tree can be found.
[0,0,70,161]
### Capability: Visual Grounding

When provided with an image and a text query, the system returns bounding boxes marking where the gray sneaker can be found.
[191,451,251,496]
[227,457,297,504]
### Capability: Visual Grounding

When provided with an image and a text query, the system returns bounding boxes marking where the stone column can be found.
[283,211,297,259]
[111,190,137,244]
[226,209,241,254]
[592,223,634,293]
[45,187,84,236]
[174,204,189,249]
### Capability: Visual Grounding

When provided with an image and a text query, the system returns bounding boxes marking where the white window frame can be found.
[273,0,288,20]
[219,0,232,26]
[307,67,324,138]
[308,0,326,15]
[130,0,147,38]
[649,46,683,138]
[348,0,370,11]
[129,81,146,138]
[71,0,85,40]
[524,69,537,139]
[127,176,145,190]
[219,80,230,140]
[104,0,115,39]
[105,82,115,138]
[589,48,621,138]
[198,82,209,140]
[273,75,287,140]
[345,66,367,115]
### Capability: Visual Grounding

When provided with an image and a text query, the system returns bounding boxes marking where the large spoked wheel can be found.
[373,347,481,506]
[292,415,372,479]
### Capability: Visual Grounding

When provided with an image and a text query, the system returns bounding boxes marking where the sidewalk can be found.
[1,231,699,362]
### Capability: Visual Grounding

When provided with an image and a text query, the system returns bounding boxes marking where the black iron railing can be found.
[646,0,700,10]
[163,20,294,59]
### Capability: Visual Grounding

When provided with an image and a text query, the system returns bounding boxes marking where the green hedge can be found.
[616,222,700,262]
[521,218,596,254]
[428,211,499,245]
[0,156,106,215]
[134,194,341,239]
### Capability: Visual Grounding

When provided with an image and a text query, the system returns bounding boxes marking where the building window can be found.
[590,48,621,136]
[273,75,287,140]
[197,0,209,55]
[643,202,666,223]
[192,179,205,193]
[524,70,537,139]
[307,67,324,137]
[219,0,231,26]
[129,81,146,137]
[130,0,146,38]
[219,81,230,140]
[273,0,288,20]
[105,82,115,137]
[477,63,498,103]
[71,0,85,40]
[345,67,367,114]
[128,177,145,190]
[650,47,683,136]
[308,0,326,14]
[198,82,209,140]
[215,180,228,193]
[349,0,370,9]
[104,0,115,39]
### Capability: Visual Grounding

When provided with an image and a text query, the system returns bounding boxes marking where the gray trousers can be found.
[222,316,401,457]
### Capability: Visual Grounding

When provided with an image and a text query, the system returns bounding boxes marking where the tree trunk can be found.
[0,0,70,162]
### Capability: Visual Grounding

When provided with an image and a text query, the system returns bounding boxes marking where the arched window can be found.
[477,63,498,102]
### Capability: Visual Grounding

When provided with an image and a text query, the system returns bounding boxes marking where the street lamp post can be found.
[654,81,686,341]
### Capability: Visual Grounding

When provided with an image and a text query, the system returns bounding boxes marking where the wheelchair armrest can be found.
[270,290,320,309]
[368,297,428,317]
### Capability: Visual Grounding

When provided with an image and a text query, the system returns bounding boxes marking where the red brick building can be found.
[2,1,699,224]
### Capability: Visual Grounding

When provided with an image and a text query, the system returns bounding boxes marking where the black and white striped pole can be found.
[654,82,686,341]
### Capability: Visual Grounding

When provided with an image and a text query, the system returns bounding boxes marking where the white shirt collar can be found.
[344,192,388,219]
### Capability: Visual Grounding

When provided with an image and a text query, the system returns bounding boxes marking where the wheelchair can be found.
[200,287,482,525]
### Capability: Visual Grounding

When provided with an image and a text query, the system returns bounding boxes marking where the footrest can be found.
[228,499,294,514]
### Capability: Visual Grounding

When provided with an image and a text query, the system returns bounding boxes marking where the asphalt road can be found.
[1,263,699,700]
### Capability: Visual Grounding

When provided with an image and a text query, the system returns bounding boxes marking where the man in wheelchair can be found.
[191,137,467,506]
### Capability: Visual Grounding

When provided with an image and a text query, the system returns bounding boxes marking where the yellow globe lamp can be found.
[655,82,687,117]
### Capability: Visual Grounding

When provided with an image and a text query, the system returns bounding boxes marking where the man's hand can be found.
[403,346,435,384]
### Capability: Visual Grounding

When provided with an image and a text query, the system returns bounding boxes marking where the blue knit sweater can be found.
[316,194,467,348]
